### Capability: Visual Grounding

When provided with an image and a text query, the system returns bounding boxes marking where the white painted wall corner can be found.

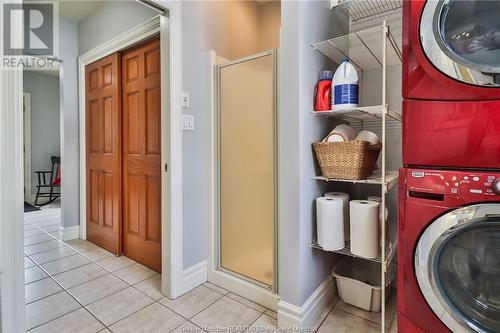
[278,275,337,328]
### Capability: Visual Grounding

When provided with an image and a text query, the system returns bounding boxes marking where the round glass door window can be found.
[420,0,500,86]
[439,0,500,73]
[434,221,500,332]
[415,204,500,332]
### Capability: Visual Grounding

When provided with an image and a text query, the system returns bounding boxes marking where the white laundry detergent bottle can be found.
[332,59,359,110]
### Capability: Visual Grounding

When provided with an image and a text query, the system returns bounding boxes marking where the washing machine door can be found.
[415,204,500,333]
[421,0,500,86]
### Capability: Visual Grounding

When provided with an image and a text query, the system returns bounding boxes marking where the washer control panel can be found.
[407,169,500,199]
[460,172,499,196]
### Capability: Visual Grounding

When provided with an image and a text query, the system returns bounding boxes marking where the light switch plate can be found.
[182,114,194,131]
[182,91,190,108]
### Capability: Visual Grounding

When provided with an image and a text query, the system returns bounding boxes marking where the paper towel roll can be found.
[325,192,350,241]
[316,197,345,251]
[350,200,380,258]
[355,130,380,145]
[325,124,355,142]
[366,196,388,223]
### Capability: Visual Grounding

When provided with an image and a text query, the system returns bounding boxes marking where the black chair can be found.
[34,156,61,206]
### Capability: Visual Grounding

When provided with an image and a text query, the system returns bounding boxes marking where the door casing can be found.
[78,11,183,299]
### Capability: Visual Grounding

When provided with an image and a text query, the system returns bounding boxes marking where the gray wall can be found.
[58,17,79,228]
[279,0,349,306]
[23,72,60,196]
[78,1,158,55]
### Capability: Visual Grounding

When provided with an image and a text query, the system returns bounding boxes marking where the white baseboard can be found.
[58,225,80,241]
[278,275,337,328]
[182,260,207,294]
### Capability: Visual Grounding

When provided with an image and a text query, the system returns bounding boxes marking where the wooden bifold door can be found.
[85,37,162,272]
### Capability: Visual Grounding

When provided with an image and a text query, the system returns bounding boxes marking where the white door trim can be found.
[78,4,183,299]
[0,5,25,329]
[23,92,32,203]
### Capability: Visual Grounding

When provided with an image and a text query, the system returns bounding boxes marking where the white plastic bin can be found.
[331,257,390,312]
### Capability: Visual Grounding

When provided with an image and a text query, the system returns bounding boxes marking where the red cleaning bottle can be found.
[314,70,333,112]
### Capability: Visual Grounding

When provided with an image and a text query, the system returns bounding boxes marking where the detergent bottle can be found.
[332,59,358,110]
[314,70,333,112]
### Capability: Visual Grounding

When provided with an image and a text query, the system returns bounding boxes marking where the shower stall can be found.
[213,50,278,296]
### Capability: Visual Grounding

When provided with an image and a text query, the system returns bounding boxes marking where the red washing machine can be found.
[398,168,500,333]
[402,0,500,169]
[403,0,500,100]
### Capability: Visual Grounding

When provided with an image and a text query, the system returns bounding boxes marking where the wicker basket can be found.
[313,140,381,180]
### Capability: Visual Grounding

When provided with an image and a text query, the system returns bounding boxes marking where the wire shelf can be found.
[311,170,399,191]
[311,239,397,270]
[311,24,402,71]
[331,0,403,22]
[311,105,401,122]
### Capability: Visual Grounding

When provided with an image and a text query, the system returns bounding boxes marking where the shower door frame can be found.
[210,49,279,308]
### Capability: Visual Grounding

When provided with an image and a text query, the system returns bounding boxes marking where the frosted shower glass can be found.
[219,54,275,287]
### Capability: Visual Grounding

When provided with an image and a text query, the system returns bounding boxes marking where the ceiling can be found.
[59,1,105,22]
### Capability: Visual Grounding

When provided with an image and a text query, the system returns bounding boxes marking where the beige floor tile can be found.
[86,287,154,326]
[203,282,229,295]
[41,254,91,275]
[264,309,277,320]
[24,233,54,246]
[110,303,185,333]
[41,224,60,233]
[65,239,100,253]
[25,256,36,269]
[29,308,104,333]
[170,322,206,333]
[226,293,266,313]
[25,277,63,304]
[68,274,128,305]
[24,228,47,238]
[114,263,157,284]
[30,246,78,265]
[133,274,163,300]
[96,255,136,272]
[191,296,262,332]
[25,266,48,284]
[25,239,64,255]
[52,263,108,289]
[80,247,115,261]
[25,291,81,330]
[249,314,278,330]
[160,285,224,319]
[317,309,381,333]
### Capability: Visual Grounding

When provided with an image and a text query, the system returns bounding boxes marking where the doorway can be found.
[85,37,162,272]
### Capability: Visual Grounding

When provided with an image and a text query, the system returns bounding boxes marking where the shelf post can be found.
[381,20,388,333]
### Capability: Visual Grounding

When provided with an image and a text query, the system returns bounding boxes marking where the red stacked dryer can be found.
[400,1,500,332]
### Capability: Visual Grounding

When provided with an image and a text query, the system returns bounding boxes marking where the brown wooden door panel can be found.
[122,38,162,272]
[86,53,122,255]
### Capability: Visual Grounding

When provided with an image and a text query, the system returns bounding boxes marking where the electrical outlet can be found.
[182,91,190,108]
[182,114,194,131]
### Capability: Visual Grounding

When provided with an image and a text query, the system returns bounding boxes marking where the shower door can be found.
[216,50,277,290]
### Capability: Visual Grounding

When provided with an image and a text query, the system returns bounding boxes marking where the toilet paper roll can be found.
[355,130,380,145]
[350,200,380,258]
[325,192,350,241]
[325,124,356,142]
[316,197,345,251]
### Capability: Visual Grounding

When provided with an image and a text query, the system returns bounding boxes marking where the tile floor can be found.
[24,206,398,332]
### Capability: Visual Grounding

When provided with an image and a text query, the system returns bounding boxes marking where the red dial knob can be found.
[494,179,500,195]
